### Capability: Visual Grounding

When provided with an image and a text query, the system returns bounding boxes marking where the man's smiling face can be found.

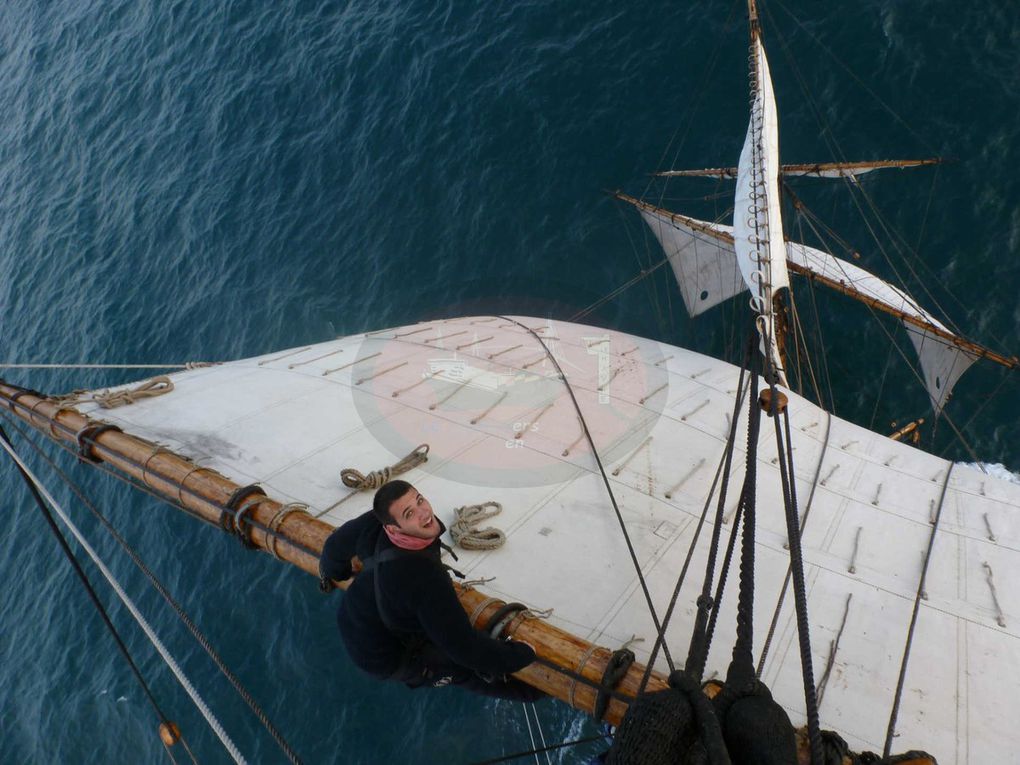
[387,486,439,540]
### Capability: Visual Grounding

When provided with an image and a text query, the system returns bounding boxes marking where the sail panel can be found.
[638,207,745,317]
[785,241,936,323]
[905,326,979,414]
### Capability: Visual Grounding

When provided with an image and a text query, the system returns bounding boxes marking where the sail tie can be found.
[450,501,506,550]
[339,443,429,490]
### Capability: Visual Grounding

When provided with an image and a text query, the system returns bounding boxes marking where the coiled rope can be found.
[450,501,506,550]
[340,443,429,490]
[57,376,176,409]
[0,435,247,765]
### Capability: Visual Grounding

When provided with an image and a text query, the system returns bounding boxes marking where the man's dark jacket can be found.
[320,511,535,680]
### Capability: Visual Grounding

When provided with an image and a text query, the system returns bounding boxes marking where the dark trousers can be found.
[396,642,546,702]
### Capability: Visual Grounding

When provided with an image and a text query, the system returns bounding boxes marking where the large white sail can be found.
[733,34,789,384]
[63,316,1020,763]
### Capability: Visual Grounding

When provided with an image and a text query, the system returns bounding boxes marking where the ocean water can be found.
[1,1,1018,762]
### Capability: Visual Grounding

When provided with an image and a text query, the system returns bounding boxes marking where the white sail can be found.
[906,327,979,414]
[631,206,980,412]
[733,35,789,384]
[72,316,1020,763]
[638,207,744,316]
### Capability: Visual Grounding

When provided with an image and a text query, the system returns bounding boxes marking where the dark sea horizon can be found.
[2,1,1019,762]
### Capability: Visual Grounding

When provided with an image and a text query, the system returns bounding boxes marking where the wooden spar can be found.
[0,379,669,724]
[615,191,1019,370]
[889,418,925,443]
[655,158,942,179]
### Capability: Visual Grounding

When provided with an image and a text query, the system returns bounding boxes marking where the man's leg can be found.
[416,644,547,701]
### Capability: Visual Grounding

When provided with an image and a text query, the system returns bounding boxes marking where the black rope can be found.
[725,371,762,689]
[757,411,832,675]
[637,366,750,695]
[4,417,303,765]
[770,391,823,765]
[685,337,756,682]
[468,734,607,765]
[702,482,745,671]
[0,425,175,738]
[498,316,676,672]
[883,464,953,757]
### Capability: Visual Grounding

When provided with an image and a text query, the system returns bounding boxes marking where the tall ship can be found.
[2,2,1016,763]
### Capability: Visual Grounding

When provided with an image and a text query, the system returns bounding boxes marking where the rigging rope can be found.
[4,421,303,764]
[497,315,677,673]
[635,370,750,696]
[0,424,184,758]
[0,433,248,764]
[757,411,833,676]
[684,337,756,683]
[340,443,429,490]
[468,735,607,765]
[769,391,823,765]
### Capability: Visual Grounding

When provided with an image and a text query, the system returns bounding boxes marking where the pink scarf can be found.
[383,524,434,551]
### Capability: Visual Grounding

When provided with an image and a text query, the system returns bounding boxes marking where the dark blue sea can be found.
[2,1,1018,762]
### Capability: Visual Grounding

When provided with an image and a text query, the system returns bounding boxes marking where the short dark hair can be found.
[372,480,414,526]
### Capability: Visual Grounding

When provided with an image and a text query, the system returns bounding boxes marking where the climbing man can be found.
[319,479,545,700]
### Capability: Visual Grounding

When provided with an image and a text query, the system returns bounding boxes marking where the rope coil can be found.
[57,376,176,409]
[450,501,506,550]
[340,443,429,490]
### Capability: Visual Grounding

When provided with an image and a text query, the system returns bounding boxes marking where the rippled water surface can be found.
[2,1,1019,762]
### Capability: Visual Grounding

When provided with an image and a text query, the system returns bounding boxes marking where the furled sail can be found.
[734,32,789,385]
[621,197,1003,414]
[655,159,941,179]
